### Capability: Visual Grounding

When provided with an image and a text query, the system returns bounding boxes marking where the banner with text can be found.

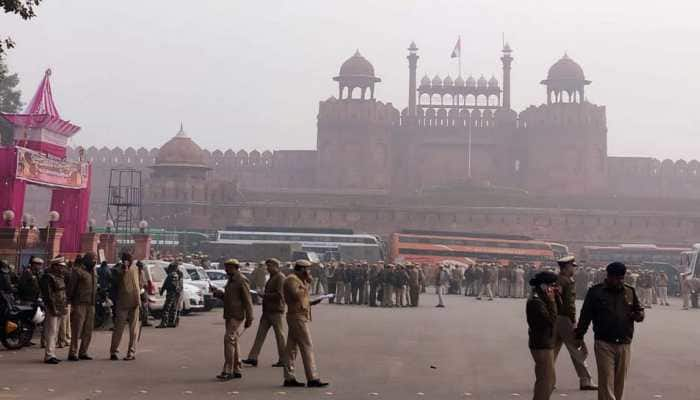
[15,147,88,189]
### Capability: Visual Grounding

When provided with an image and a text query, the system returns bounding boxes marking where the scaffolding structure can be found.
[106,169,142,240]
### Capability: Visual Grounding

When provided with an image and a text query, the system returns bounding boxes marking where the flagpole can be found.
[467,117,472,179]
[458,35,462,78]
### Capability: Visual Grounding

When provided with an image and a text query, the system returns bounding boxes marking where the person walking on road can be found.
[157,262,183,328]
[211,259,254,381]
[282,260,329,388]
[554,256,597,391]
[39,257,68,364]
[242,258,287,368]
[575,262,645,400]
[67,252,97,361]
[527,271,559,400]
[109,252,143,361]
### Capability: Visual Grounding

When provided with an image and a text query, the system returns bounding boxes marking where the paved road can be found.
[0,294,697,400]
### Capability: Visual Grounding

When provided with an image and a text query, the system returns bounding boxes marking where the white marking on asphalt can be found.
[653,396,663,398]
[463,393,472,397]
[417,392,425,396]
[511,394,520,397]
[227,391,239,395]
[324,392,334,395]
[139,389,148,394]
[369,393,380,396]
[275,391,287,395]
[183,390,193,395]
[94,389,103,394]
[47,388,55,392]
[559,394,568,397]
[1,387,10,391]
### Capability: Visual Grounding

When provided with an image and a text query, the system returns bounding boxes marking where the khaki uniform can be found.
[247,271,286,362]
[110,264,142,358]
[576,283,644,400]
[282,273,318,382]
[527,291,558,400]
[407,268,420,307]
[214,270,254,375]
[554,275,593,387]
[67,267,97,358]
[40,271,67,360]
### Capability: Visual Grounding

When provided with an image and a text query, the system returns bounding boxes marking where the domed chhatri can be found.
[333,50,381,100]
[454,75,465,87]
[338,49,377,78]
[545,53,587,82]
[541,53,591,104]
[420,74,431,87]
[155,124,208,168]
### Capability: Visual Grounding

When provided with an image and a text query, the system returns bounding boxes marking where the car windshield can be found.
[147,265,166,282]
[207,271,226,281]
[186,269,200,280]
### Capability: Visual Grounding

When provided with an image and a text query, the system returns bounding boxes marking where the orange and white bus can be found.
[389,230,562,266]
[579,244,689,267]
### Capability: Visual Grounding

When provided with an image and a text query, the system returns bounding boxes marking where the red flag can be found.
[451,37,461,58]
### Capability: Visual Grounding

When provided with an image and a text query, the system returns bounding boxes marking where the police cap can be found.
[606,262,627,277]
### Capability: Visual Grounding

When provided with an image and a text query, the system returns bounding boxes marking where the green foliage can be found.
[0,55,21,144]
[1,0,43,54]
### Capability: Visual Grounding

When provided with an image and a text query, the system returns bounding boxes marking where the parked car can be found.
[182,264,215,310]
[205,269,227,290]
[181,282,204,314]
[142,260,170,316]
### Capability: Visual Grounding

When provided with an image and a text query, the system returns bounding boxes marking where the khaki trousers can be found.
[69,303,95,357]
[437,285,445,306]
[222,318,244,374]
[382,286,393,307]
[335,282,345,304]
[594,340,631,400]
[283,316,318,381]
[110,306,140,357]
[343,283,352,305]
[657,286,669,305]
[247,312,286,362]
[553,316,593,385]
[531,348,556,400]
[58,304,71,345]
[409,285,420,306]
[43,312,60,360]
[394,287,404,306]
[478,283,494,299]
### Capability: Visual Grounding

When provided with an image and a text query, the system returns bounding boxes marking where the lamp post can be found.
[138,220,148,234]
[48,211,60,228]
[2,210,14,227]
[105,219,114,233]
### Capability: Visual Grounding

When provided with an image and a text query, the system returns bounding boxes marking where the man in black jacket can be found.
[575,262,644,400]
[526,271,559,400]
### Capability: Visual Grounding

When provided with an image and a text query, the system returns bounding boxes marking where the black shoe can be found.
[110,354,119,361]
[241,358,258,367]
[436,304,445,308]
[216,373,233,381]
[272,361,284,367]
[232,372,242,379]
[44,357,60,364]
[78,354,93,360]
[283,379,306,387]
[580,384,598,391]
[67,355,79,361]
[123,355,135,361]
[307,379,329,388]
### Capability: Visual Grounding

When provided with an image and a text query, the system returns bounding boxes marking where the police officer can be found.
[157,263,183,328]
[212,259,254,380]
[242,258,287,368]
[575,262,644,400]
[282,260,329,388]
[40,257,68,364]
[527,271,559,400]
[17,256,43,303]
[554,256,596,391]
[67,252,97,361]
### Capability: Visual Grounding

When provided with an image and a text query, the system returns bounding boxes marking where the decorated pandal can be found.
[0,69,92,263]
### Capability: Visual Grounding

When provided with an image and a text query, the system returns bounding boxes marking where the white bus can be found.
[213,230,384,262]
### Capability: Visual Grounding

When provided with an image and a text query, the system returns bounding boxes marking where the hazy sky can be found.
[2,1,699,160]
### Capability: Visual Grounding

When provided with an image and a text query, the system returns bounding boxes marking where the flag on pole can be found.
[450,36,461,58]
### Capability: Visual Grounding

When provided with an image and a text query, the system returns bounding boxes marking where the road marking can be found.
[183,390,193,395]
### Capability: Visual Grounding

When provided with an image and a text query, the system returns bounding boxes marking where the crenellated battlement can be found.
[518,102,606,129]
[318,97,400,126]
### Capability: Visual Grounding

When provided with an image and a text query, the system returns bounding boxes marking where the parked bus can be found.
[205,228,384,262]
[579,244,689,267]
[389,230,559,266]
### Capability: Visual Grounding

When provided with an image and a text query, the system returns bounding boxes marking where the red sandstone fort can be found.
[21,43,700,251]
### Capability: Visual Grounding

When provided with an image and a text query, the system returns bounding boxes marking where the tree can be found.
[2,0,43,54]
[0,55,21,144]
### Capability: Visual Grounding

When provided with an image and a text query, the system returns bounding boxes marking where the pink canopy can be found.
[1,69,80,137]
